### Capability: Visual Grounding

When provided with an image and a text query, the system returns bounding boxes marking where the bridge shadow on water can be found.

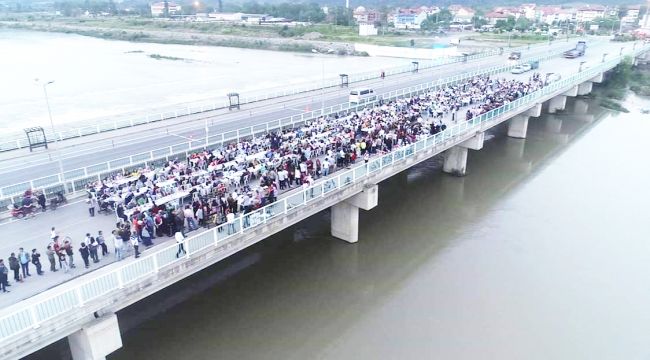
[27,98,607,360]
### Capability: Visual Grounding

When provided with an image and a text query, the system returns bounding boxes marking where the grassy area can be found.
[590,58,650,112]
[149,53,184,61]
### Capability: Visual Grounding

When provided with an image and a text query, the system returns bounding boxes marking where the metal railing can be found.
[0,41,556,153]
[0,46,578,208]
[0,46,645,347]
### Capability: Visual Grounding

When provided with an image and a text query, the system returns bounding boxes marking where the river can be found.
[0,29,406,131]
[24,94,650,359]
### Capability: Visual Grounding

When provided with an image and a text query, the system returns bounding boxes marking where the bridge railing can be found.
[0,46,575,208]
[0,41,556,153]
[1,47,645,346]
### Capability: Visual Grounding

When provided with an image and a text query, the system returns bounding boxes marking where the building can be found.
[353,6,381,24]
[621,5,641,25]
[207,12,271,24]
[359,23,378,36]
[150,1,182,17]
[520,3,537,20]
[536,7,575,25]
[448,5,475,23]
[485,11,511,25]
[576,5,606,23]
[393,7,435,29]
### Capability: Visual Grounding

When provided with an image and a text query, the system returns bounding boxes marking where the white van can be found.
[349,88,377,104]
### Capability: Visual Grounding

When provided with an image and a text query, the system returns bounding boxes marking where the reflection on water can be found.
[27,97,650,360]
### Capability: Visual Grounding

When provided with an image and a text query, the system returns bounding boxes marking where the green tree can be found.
[514,17,530,32]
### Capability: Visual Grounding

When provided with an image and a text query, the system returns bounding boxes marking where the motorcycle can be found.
[9,203,35,219]
[49,192,68,211]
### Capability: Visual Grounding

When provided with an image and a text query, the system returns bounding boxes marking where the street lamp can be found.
[37,79,65,178]
[579,61,586,72]
[602,53,608,63]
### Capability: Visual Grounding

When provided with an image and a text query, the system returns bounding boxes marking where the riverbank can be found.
[589,58,650,112]
[0,16,462,55]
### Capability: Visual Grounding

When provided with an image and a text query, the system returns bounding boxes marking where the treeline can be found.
[223,2,326,22]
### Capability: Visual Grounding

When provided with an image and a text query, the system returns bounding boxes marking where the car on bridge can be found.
[511,63,532,74]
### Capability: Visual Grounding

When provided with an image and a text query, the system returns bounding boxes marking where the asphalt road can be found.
[0,40,590,188]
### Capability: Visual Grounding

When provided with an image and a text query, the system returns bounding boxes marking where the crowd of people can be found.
[0,72,547,294]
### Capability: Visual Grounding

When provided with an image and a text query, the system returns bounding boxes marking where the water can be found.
[27,96,650,360]
[0,29,407,131]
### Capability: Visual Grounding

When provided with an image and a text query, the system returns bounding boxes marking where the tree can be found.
[514,17,530,32]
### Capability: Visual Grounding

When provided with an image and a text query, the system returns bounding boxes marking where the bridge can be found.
[0,40,648,359]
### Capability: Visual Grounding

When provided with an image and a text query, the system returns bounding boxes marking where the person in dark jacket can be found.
[8,253,20,282]
[37,191,46,212]
[0,260,9,292]
[79,242,90,269]
[31,249,44,275]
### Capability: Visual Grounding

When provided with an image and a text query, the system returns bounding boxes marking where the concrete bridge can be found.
[0,43,648,360]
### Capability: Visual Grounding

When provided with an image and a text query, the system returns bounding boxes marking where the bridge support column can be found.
[545,116,563,134]
[526,103,542,118]
[507,115,529,139]
[443,132,484,176]
[69,313,122,360]
[578,82,593,96]
[590,73,604,83]
[331,185,378,243]
[548,95,566,114]
[563,86,578,97]
[574,99,589,114]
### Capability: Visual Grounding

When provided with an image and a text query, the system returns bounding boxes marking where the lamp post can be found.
[602,53,608,63]
[579,61,586,72]
[39,80,65,178]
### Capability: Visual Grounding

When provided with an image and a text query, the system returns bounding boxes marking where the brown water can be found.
[28,96,650,360]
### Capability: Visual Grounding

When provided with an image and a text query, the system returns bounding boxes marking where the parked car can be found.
[511,63,532,74]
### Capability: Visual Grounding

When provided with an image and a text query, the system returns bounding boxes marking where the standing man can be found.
[18,248,30,278]
[87,194,97,217]
[46,245,57,272]
[97,230,108,257]
[8,253,20,283]
[113,230,123,261]
[175,231,186,258]
[31,249,44,275]
[79,242,90,269]
[131,235,140,259]
[37,191,46,212]
[0,260,9,293]
[89,236,99,263]
[63,240,75,269]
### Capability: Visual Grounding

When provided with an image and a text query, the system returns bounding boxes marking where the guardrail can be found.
[0,46,579,209]
[0,41,557,153]
[0,46,642,348]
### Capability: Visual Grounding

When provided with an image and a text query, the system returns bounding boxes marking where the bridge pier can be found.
[578,82,593,96]
[443,132,484,176]
[331,185,378,243]
[69,313,122,360]
[545,116,563,134]
[507,115,529,139]
[573,99,590,114]
[548,95,567,114]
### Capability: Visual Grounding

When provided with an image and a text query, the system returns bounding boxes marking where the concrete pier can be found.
[507,114,529,139]
[574,99,590,114]
[443,132,484,176]
[578,82,593,96]
[548,95,567,113]
[69,313,122,360]
[331,185,379,243]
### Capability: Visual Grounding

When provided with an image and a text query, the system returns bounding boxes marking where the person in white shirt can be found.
[131,235,140,258]
[175,231,186,258]
[226,211,236,235]
[112,231,123,261]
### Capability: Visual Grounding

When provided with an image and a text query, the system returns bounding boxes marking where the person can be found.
[141,225,153,247]
[0,260,9,293]
[53,236,63,269]
[31,249,43,275]
[183,205,198,231]
[58,251,69,273]
[37,191,46,212]
[18,248,30,278]
[50,227,57,241]
[175,231,186,258]
[87,193,97,217]
[79,242,90,269]
[46,245,57,272]
[97,230,108,257]
[89,236,99,263]
[226,210,235,235]
[131,235,140,259]
[8,253,20,282]
[63,240,75,269]
[113,230,123,261]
